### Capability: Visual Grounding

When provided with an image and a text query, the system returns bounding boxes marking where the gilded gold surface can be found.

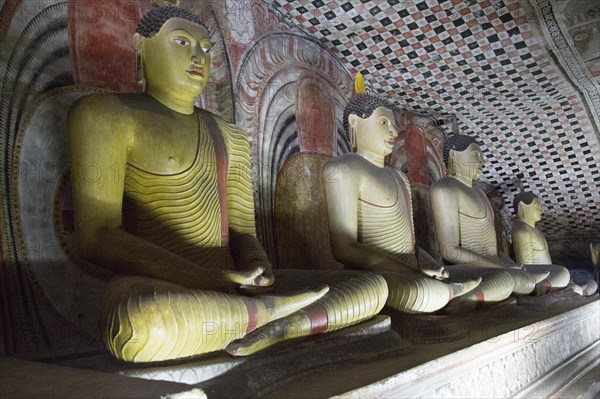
[68,10,386,362]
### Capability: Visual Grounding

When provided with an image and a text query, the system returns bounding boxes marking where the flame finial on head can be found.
[354,72,366,95]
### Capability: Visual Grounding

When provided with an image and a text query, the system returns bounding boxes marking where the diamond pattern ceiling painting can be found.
[267,0,599,239]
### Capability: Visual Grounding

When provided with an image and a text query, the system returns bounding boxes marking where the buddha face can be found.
[450,143,484,180]
[519,198,543,222]
[137,17,211,97]
[351,106,399,156]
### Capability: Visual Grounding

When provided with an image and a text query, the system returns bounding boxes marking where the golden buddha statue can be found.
[512,191,598,295]
[592,243,600,288]
[430,135,551,303]
[68,6,387,362]
[323,94,481,314]
[592,243,600,266]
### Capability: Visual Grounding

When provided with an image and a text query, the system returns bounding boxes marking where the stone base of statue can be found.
[270,291,599,399]
[3,293,598,398]
[49,315,408,397]
[325,293,599,399]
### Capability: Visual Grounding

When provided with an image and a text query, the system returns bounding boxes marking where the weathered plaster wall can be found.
[270,0,600,240]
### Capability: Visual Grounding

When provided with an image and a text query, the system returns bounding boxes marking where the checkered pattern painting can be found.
[268,0,599,238]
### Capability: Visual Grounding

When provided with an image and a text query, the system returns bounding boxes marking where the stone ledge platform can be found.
[1,293,598,398]
[269,292,599,398]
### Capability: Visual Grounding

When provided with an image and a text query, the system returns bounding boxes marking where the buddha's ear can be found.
[348,114,357,150]
[133,33,145,86]
[348,114,357,127]
[133,33,143,53]
[517,201,525,218]
[447,149,456,175]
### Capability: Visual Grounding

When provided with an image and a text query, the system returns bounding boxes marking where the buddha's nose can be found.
[192,46,205,65]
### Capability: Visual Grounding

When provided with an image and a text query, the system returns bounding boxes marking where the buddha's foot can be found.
[566,282,584,296]
[584,280,598,296]
[225,319,287,356]
[421,266,450,280]
[225,311,311,357]
[261,284,329,324]
[577,280,598,296]
[449,277,482,298]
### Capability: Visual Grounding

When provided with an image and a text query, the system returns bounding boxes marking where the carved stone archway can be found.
[235,32,352,262]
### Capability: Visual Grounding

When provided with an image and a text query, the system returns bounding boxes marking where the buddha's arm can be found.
[511,226,529,264]
[68,96,245,291]
[431,182,503,267]
[497,250,519,266]
[218,118,274,286]
[323,161,418,274]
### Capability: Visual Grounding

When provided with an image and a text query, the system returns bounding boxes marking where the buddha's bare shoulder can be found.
[70,92,143,111]
[324,153,366,173]
[512,220,537,235]
[431,175,462,192]
[323,155,377,190]
[68,93,144,126]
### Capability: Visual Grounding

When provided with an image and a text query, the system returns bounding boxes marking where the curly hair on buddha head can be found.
[513,191,539,215]
[442,135,482,166]
[343,94,395,143]
[137,5,207,38]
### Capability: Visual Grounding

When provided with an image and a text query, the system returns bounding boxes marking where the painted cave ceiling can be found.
[266,0,599,238]
[1,0,598,242]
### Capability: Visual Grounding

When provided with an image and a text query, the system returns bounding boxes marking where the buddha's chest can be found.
[525,229,548,250]
[458,188,492,220]
[359,167,402,207]
[356,168,414,252]
[128,116,202,175]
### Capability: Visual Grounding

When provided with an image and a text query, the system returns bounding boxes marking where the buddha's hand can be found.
[224,266,274,288]
[421,265,450,280]
[416,248,449,279]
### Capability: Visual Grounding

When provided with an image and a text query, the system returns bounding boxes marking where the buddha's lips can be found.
[187,68,204,77]
[386,139,396,145]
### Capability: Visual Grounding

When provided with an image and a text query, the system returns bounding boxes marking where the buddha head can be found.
[443,135,484,181]
[343,94,399,156]
[134,6,211,98]
[513,191,543,223]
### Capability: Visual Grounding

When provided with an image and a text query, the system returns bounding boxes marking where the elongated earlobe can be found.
[133,33,145,88]
[448,150,456,176]
[348,114,357,152]
[135,52,144,85]
[517,202,525,219]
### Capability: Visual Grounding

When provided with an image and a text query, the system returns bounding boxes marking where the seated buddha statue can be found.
[592,243,600,287]
[323,94,482,314]
[430,135,551,303]
[68,5,388,362]
[512,191,598,295]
